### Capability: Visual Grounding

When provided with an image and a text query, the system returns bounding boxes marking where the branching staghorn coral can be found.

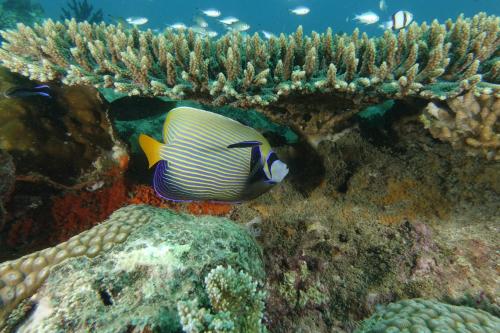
[421,91,500,160]
[0,13,499,143]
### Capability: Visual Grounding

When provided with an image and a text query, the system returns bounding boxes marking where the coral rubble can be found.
[355,298,500,332]
[0,14,498,143]
[0,205,264,332]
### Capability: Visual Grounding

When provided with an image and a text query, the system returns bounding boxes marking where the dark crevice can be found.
[336,171,352,193]
[99,289,113,306]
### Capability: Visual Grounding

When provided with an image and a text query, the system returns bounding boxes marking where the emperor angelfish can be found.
[139,107,289,202]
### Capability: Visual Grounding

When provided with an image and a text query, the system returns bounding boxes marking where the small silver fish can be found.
[353,11,379,25]
[202,8,221,18]
[126,16,148,25]
[228,21,250,32]
[190,26,207,35]
[261,30,274,39]
[170,23,187,30]
[379,0,387,11]
[290,6,310,16]
[206,31,218,38]
[378,21,393,30]
[219,16,239,25]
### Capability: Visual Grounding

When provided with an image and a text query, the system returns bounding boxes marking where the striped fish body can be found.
[391,10,413,29]
[140,107,275,202]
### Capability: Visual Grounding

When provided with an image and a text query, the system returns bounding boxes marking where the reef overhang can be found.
[0,13,498,155]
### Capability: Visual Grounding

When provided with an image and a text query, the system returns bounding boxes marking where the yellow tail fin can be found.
[139,134,163,168]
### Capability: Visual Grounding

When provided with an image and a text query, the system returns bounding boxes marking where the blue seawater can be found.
[40,0,500,36]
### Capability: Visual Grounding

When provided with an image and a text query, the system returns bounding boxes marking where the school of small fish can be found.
[123,1,414,41]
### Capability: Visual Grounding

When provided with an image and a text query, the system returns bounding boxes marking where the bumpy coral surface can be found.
[0,205,142,324]
[355,299,500,333]
[0,205,264,332]
[422,91,500,160]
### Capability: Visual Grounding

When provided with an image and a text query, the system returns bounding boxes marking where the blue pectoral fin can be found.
[227,141,262,148]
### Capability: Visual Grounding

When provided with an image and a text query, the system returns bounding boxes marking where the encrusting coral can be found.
[0,13,498,142]
[421,90,500,160]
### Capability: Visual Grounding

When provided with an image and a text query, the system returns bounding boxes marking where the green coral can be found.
[355,299,500,333]
[2,205,265,332]
[177,265,267,333]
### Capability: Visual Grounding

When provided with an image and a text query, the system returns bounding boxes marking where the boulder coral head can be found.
[0,205,264,332]
[355,298,500,333]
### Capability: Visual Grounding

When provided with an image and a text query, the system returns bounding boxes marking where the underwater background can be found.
[0,0,499,332]
[40,0,500,35]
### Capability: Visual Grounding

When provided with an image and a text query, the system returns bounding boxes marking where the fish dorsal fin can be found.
[139,134,163,168]
[227,141,262,149]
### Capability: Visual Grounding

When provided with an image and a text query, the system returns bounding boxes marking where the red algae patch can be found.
[50,178,128,243]
[128,184,233,217]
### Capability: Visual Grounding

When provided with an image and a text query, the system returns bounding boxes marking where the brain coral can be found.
[355,298,500,333]
[0,205,264,332]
